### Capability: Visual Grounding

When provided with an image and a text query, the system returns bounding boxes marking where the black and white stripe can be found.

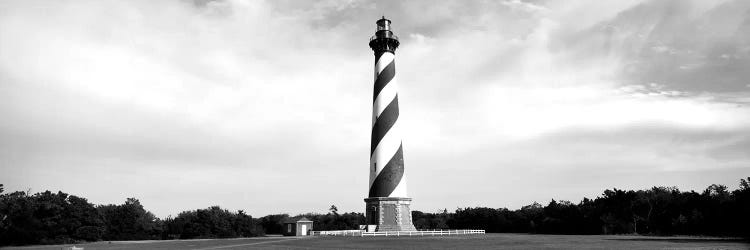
[369,50,407,198]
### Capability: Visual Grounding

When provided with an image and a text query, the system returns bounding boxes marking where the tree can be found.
[329,205,339,216]
[234,210,263,237]
[0,190,104,245]
[733,177,750,238]
[99,198,161,240]
[412,210,449,230]
[259,214,289,235]
[162,206,263,239]
[738,177,749,191]
[0,191,40,245]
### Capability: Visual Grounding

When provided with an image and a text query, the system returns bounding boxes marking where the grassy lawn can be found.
[4,234,748,250]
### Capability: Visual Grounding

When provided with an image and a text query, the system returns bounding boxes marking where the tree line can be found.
[1,178,748,246]
[411,178,750,237]
[0,186,364,246]
[0,187,266,246]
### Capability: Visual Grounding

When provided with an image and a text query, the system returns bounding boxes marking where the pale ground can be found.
[3,234,748,250]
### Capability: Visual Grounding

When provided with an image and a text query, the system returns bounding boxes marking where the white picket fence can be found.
[311,229,485,237]
[311,230,363,236]
[361,229,485,237]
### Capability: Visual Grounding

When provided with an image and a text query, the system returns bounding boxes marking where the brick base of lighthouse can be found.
[364,197,417,232]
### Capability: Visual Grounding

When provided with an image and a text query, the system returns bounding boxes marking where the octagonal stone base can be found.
[364,197,417,232]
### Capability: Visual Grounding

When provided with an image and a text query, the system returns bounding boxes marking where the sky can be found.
[1,0,749,218]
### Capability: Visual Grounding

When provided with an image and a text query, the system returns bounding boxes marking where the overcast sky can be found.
[1,0,749,218]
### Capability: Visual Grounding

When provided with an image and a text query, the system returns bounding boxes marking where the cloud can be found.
[556,0,750,92]
[0,0,749,217]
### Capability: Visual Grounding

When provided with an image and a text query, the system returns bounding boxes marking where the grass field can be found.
[5,234,748,250]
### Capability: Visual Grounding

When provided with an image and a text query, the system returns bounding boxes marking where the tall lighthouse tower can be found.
[365,17,417,232]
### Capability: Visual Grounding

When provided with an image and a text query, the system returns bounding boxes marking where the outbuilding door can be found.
[300,224,307,235]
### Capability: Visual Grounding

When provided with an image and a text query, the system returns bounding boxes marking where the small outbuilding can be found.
[282,217,314,236]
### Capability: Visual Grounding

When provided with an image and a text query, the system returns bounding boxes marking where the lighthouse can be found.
[365,17,417,232]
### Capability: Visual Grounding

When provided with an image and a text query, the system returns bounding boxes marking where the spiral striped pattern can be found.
[369,51,407,198]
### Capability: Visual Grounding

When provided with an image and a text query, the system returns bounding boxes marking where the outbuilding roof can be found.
[282,217,312,223]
